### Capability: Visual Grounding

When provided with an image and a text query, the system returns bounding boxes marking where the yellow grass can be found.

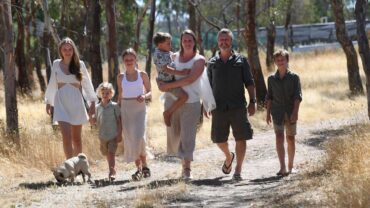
[321,124,370,208]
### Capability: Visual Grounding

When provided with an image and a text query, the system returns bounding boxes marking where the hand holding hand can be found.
[137,94,145,103]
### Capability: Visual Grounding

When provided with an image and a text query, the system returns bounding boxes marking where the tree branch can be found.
[187,0,221,31]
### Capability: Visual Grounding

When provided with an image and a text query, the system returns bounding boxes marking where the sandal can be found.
[132,169,143,181]
[222,152,235,174]
[142,167,151,178]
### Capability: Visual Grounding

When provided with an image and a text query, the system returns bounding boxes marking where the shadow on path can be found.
[92,178,130,188]
[304,128,346,149]
[248,175,284,185]
[19,181,85,189]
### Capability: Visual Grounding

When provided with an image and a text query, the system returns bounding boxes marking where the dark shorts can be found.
[211,107,253,143]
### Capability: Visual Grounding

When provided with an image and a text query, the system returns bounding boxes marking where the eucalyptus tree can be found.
[0,0,19,137]
[355,0,370,119]
[332,0,363,95]
[245,0,267,108]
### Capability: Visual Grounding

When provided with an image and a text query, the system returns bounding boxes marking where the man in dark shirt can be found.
[266,49,302,176]
[207,28,256,181]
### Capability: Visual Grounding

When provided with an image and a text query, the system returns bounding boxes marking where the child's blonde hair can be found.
[96,82,115,99]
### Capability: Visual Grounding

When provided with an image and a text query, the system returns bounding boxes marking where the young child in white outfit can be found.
[153,32,190,127]
[91,82,122,181]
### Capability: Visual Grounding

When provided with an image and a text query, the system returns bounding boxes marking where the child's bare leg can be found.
[107,152,116,180]
[163,89,188,126]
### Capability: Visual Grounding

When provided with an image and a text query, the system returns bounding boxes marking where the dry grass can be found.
[321,124,370,208]
[133,181,188,208]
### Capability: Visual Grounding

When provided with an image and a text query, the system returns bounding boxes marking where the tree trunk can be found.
[34,49,46,93]
[236,0,241,52]
[30,7,46,93]
[15,0,31,94]
[134,0,152,53]
[196,14,204,55]
[88,0,103,90]
[266,0,276,72]
[166,14,172,34]
[105,0,119,93]
[42,0,54,83]
[42,0,60,45]
[25,1,34,87]
[1,0,19,137]
[283,0,293,50]
[188,1,196,32]
[60,0,70,37]
[332,0,364,95]
[145,0,156,77]
[355,0,370,119]
[245,0,267,108]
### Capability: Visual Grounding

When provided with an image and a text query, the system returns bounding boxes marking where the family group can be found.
[45,28,302,182]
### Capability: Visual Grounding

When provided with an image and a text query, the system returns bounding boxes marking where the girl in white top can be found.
[157,30,206,180]
[45,37,98,159]
[117,48,152,181]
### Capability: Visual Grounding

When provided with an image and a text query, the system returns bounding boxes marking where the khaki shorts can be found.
[100,139,118,156]
[273,113,297,136]
[169,87,184,97]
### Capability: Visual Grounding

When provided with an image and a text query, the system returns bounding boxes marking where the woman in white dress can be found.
[117,48,152,181]
[45,37,98,159]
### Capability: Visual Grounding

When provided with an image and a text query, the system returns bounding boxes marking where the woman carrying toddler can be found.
[153,32,190,126]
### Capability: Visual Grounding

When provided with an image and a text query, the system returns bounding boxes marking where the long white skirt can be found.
[121,99,147,163]
[53,84,89,125]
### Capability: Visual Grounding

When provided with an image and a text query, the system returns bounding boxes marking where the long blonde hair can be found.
[58,37,82,81]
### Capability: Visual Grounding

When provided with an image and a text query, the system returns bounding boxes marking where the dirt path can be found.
[1,111,368,207]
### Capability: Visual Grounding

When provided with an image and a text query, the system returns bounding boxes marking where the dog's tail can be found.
[77,153,87,160]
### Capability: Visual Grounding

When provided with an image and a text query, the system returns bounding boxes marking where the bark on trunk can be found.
[15,0,31,94]
[41,0,58,83]
[105,0,119,92]
[332,0,364,95]
[145,0,156,77]
[283,0,293,50]
[1,0,19,137]
[196,14,204,55]
[25,1,34,87]
[355,0,370,119]
[266,21,276,72]
[245,0,267,108]
[266,0,276,72]
[87,0,103,89]
[236,0,241,52]
[134,0,152,53]
[188,1,196,32]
